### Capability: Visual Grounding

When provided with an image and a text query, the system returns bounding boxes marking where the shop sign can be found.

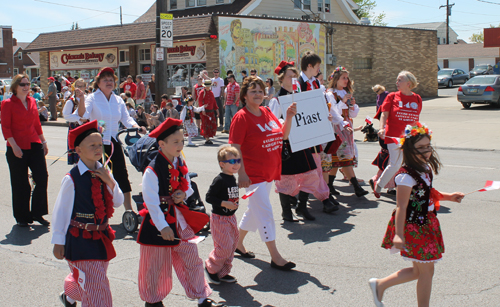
[80,72,90,83]
[156,47,164,61]
[49,48,118,71]
[151,40,206,65]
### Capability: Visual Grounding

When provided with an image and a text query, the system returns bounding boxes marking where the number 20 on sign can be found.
[160,13,173,48]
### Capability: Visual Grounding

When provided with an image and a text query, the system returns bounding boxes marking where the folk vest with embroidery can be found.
[397,166,435,226]
[65,166,116,261]
[136,152,188,247]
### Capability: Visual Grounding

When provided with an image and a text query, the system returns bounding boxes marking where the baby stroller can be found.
[115,128,208,233]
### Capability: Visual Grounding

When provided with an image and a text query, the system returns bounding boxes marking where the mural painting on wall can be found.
[218,17,325,82]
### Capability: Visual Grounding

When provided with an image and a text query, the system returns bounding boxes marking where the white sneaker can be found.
[368,278,385,307]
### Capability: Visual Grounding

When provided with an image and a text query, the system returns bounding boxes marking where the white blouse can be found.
[83,89,137,144]
[63,97,83,124]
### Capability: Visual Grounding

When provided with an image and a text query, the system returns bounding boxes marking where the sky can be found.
[1,0,499,44]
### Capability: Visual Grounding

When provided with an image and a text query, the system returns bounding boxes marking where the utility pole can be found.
[440,1,455,44]
[120,6,122,26]
[156,0,169,107]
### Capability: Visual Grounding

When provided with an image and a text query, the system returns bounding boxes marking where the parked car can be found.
[31,76,40,87]
[438,68,468,88]
[457,75,500,109]
[469,64,494,78]
[0,78,12,97]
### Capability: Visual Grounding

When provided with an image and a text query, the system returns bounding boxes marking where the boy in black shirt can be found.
[205,145,240,284]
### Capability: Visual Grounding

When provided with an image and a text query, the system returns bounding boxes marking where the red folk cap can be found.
[274,60,295,75]
[98,67,115,76]
[47,77,55,81]
[68,120,99,150]
[149,118,183,141]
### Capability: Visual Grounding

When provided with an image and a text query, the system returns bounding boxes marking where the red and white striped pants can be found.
[205,214,239,277]
[65,260,112,307]
[312,153,331,198]
[138,225,212,303]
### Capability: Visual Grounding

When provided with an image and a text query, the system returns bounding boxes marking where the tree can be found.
[469,24,500,43]
[352,0,387,26]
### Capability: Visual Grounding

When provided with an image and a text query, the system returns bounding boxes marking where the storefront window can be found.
[139,49,151,61]
[119,50,129,62]
[165,63,206,89]
[186,0,195,7]
[171,0,177,9]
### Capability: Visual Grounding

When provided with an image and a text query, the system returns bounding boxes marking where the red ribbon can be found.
[274,61,295,75]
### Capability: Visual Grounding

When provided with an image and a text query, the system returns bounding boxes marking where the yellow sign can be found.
[160,13,173,20]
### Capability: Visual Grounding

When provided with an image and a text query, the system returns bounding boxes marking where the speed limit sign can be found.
[160,13,173,47]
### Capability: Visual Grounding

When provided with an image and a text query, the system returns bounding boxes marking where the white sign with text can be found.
[279,89,335,152]
[160,13,173,48]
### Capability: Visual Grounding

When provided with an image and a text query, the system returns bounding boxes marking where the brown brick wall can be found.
[326,24,438,104]
[205,38,219,75]
[39,51,49,93]
[0,28,13,78]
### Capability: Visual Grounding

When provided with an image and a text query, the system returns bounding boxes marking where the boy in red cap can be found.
[137,118,225,307]
[51,120,124,307]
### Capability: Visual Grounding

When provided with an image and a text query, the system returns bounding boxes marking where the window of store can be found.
[294,0,311,10]
[354,58,373,70]
[139,49,151,61]
[198,0,207,5]
[119,50,129,63]
[171,0,177,9]
[216,0,224,3]
[166,63,206,88]
[318,0,323,11]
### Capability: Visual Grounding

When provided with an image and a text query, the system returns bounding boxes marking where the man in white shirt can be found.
[211,68,225,128]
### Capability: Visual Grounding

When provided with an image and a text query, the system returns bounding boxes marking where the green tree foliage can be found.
[469,24,500,43]
[352,0,387,26]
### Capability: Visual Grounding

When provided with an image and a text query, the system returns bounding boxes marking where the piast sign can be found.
[151,40,206,65]
[49,47,118,71]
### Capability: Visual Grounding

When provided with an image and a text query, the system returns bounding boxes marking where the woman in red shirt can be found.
[371,71,422,198]
[229,76,297,271]
[1,74,49,227]
[198,79,219,144]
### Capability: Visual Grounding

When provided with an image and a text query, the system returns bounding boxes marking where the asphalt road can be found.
[1,92,499,307]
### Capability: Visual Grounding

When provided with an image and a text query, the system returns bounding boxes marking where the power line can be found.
[396,0,500,16]
[477,0,500,4]
[33,0,140,17]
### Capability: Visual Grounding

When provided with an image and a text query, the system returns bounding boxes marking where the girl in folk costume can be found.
[52,120,124,307]
[179,95,205,147]
[198,79,219,145]
[369,123,464,307]
[62,78,87,164]
[268,61,338,222]
[136,118,224,307]
[325,67,368,197]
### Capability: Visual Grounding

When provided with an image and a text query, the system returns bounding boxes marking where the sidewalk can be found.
[41,117,68,127]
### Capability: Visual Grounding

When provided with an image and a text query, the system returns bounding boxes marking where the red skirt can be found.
[381,211,444,262]
[200,111,217,138]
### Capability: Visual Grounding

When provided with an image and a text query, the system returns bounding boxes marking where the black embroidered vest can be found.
[397,166,435,226]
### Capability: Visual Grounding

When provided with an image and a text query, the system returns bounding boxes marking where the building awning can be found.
[25,15,215,53]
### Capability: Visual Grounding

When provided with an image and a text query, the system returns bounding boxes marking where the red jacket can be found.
[1,95,43,149]
[198,89,218,111]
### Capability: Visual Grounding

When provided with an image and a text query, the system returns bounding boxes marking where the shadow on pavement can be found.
[112,223,138,241]
[0,224,50,246]
[215,258,331,306]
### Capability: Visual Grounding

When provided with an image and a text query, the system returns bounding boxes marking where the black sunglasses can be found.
[19,83,30,87]
[221,158,241,164]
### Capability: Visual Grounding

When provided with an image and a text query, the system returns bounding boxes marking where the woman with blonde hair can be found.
[372,84,389,112]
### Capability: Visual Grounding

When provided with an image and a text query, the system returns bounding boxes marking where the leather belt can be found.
[70,219,108,231]
[160,196,174,205]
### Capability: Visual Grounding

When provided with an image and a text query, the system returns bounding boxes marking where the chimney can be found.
[12,38,17,46]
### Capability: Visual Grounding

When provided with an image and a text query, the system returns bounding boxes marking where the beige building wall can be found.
[325,24,438,103]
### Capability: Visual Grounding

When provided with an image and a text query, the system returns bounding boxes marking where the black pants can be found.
[104,137,132,193]
[6,143,48,223]
[215,96,224,126]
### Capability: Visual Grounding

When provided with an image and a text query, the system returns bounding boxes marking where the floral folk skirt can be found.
[184,120,199,137]
[200,112,217,138]
[381,211,444,262]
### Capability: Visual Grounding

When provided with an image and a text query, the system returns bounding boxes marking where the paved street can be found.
[1,90,500,306]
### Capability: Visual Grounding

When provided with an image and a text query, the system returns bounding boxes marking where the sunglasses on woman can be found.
[19,83,30,87]
[221,158,241,164]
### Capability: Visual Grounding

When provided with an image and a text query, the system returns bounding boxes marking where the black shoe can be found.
[198,298,227,307]
[279,193,298,222]
[235,248,255,258]
[296,191,315,220]
[60,292,76,307]
[145,302,164,307]
[350,177,369,197]
[289,195,298,209]
[17,222,29,227]
[387,189,397,196]
[33,215,50,226]
[219,274,237,283]
[328,175,340,195]
[205,267,220,285]
[205,140,213,145]
[322,199,339,213]
[270,260,296,271]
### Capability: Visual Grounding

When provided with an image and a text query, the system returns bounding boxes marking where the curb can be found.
[41,120,68,127]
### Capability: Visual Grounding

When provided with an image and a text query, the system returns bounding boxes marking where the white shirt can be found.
[142,156,194,232]
[83,89,137,144]
[63,91,71,100]
[211,77,225,98]
[329,88,360,119]
[395,170,435,211]
[325,90,348,128]
[63,97,82,124]
[300,71,318,90]
[179,105,205,122]
[51,160,124,245]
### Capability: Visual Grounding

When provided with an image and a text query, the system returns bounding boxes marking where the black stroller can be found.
[115,128,208,233]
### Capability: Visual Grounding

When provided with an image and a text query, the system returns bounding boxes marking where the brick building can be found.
[0,26,14,79]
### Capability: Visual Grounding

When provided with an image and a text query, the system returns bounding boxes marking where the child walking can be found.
[205,145,240,284]
[180,95,205,147]
[51,120,124,307]
[369,122,464,307]
[136,118,225,307]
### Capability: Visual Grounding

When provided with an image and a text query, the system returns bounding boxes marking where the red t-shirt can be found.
[381,91,422,138]
[123,82,137,99]
[193,84,204,102]
[229,107,283,184]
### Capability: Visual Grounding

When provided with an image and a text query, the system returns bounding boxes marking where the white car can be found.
[0,78,12,98]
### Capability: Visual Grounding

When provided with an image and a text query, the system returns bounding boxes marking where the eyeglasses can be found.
[221,158,241,164]
[214,71,219,73]
[18,83,30,87]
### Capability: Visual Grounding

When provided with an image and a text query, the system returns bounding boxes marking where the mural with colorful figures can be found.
[218,17,325,82]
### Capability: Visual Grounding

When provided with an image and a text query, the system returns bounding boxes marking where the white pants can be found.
[239,182,275,242]
[376,143,403,189]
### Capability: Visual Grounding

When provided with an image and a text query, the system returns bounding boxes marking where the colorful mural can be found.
[218,17,325,82]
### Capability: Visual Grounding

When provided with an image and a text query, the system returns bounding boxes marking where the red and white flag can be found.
[292,78,299,92]
[186,235,205,244]
[242,186,259,199]
[365,116,373,125]
[478,181,500,192]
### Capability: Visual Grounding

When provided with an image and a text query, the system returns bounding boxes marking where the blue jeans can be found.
[224,104,238,131]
